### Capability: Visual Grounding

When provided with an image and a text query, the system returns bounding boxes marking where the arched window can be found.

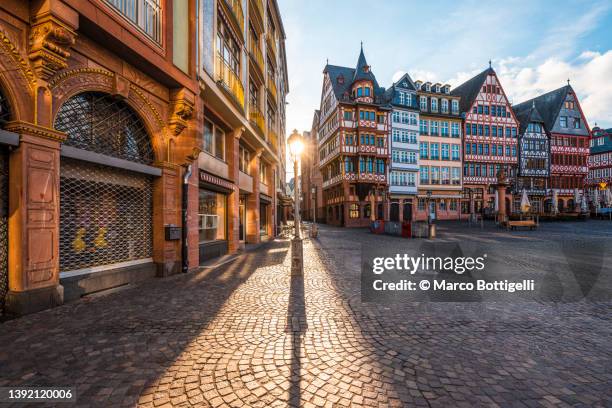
[0,88,10,125]
[55,92,154,165]
[55,92,154,272]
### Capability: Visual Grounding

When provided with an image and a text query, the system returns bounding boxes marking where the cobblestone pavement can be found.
[0,222,611,407]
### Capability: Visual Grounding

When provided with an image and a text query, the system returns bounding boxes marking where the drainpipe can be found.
[182,164,192,273]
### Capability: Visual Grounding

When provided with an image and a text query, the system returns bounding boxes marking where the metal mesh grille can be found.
[59,159,153,272]
[54,92,155,165]
[0,147,8,314]
[0,88,10,126]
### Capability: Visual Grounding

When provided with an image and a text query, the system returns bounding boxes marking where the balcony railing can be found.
[251,0,264,23]
[249,102,265,134]
[266,31,277,59]
[267,74,277,102]
[268,129,278,151]
[249,34,264,76]
[105,0,162,43]
[215,53,244,108]
[223,0,244,33]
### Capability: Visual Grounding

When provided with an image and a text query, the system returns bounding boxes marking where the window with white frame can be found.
[431,98,438,112]
[451,167,460,184]
[430,121,439,136]
[420,96,427,111]
[451,100,459,114]
[441,121,449,137]
[409,112,418,125]
[441,99,449,113]
[451,122,460,137]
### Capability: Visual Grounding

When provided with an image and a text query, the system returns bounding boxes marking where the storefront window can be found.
[260,202,269,235]
[199,190,227,242]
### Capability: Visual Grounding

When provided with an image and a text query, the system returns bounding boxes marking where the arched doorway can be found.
[403,200,412,221]
[390,200,399,222]
[0,87,11,313]
[54,92,155,274]
[544,199,552,213]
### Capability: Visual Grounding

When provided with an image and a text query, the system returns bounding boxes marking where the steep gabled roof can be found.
[393,73,417,91]
[512,85,572,131]
[383,73,417,105]
[352,45,377,84]
[323,64,355,100]
[323,46,385,104]
[513,101,546,135]
[450,67,494,114]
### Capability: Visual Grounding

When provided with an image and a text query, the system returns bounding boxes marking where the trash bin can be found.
[370,220,385,234]
[401,221,412,238]
[384,221,401,236]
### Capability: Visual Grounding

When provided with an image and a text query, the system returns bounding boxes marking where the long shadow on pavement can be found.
[0,239,289,407]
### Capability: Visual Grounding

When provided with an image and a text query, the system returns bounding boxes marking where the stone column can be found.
[246,149,262,243]
[398,199,404,222]
[153,163,182,277]
[5,123,65,315]
[226,127,244,252]
[186,161,199,271]
[383,193,390,221]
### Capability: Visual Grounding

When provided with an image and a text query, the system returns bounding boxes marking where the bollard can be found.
[428,223,436,239]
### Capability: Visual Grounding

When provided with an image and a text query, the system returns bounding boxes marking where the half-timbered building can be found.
[451,66,519,216]
[512,102,551,213]
[318,46,391,227]
[587,126,612,188]
[512,84,590,212]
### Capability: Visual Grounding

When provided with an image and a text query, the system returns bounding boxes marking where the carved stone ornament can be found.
[29,16,76,81]
[168,88,195,136]
[4,120,67,143]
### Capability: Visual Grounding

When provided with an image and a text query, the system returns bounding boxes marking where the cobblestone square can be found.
[1,221,611,407]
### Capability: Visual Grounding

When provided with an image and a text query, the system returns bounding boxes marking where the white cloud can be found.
[499,51,612,127]
[440,51,612,128]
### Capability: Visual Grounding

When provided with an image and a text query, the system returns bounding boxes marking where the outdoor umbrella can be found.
[552,190,558,214]
[520,189,531,214]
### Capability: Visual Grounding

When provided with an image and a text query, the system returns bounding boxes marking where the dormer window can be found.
[425,83,431,92]
[337,74,344,84]
[363,65,370,73]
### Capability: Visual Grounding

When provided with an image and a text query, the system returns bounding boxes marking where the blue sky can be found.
[279,0,612,149]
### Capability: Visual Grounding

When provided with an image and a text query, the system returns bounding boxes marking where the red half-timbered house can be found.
[513,84,591,212]
[317,46,391,227]
[451,66,519,216]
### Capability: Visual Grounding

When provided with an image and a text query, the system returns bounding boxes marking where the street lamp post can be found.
[427,190,436,239]
[288,130,305,275]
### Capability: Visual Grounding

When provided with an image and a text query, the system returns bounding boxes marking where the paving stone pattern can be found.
[0,222,611,407]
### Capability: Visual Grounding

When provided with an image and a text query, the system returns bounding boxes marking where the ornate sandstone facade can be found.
[0,0,200,315]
